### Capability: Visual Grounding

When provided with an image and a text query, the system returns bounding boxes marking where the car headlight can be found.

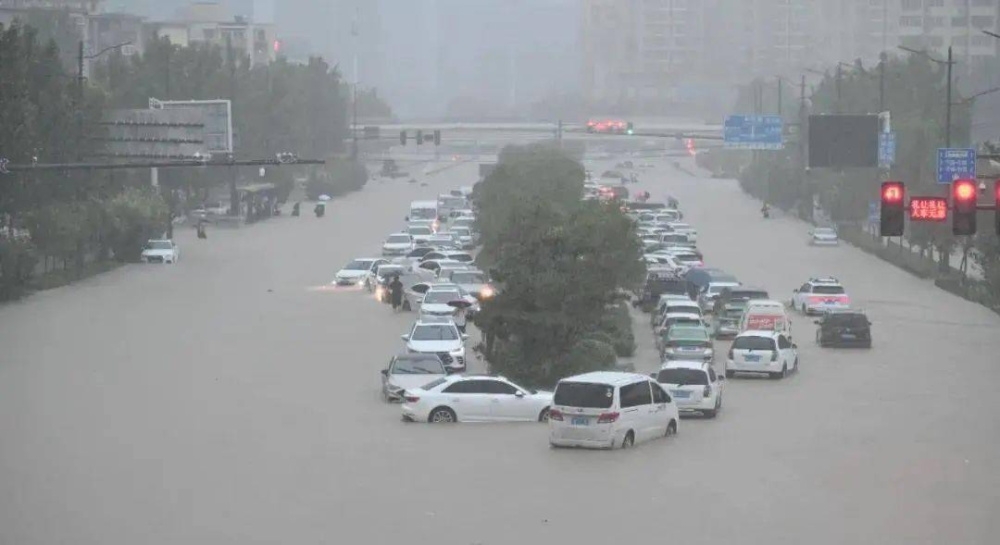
[480,286,495,299]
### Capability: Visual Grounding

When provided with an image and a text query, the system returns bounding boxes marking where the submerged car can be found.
[402,375,552,423]
[334,258,386,286]
[380,353,448,402]
[809,227,839,246]
[660,325,714,362]
[815,310,872,348]
[141,239,180,264]
[401,319,468,372]
[654,360,724,418]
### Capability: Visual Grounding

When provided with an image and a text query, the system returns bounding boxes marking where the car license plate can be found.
[671,390,691,398]
[571,417,589,426]
[744,354,761,362]
[842,333,856,339]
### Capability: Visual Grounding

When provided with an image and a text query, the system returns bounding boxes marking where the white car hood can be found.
[388,374,446,391]
[337,269,369,279]
[383,242,412,249]
[142,249,173,257]
[408,340,462,353]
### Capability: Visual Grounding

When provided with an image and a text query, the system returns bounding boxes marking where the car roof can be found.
[807,276,841,285]
[411,200,437,206]
[659,360,709,371]
[387,232,411,237]
[415,317,456,325]
[746,299,784,308]
[560,371,651,386]
[737,330,781,339]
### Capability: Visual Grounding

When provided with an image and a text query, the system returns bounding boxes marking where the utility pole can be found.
[777,77,783,117]
[945,45,953,147]
[835,63,842,114]
[879,51,886,112]
[226,34,238,217]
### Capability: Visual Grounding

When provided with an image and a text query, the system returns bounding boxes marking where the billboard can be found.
[808,115,879,168]
[149,98,233,154]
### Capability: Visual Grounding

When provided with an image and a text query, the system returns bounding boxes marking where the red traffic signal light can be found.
[882,182,903,203]
[952,179,977,235]
[880,181,905,236]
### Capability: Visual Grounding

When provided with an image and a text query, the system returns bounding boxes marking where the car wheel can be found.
[666,420,678,436]
[538,408,550,423]
[771,364,788,379]
[621,431,635,449]
[703,407,717,418]
[429,407,457,423]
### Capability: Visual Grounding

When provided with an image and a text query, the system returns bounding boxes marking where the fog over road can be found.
[1,148,998,545]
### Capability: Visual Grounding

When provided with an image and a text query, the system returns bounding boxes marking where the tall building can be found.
[582,0,1000,113]
[145,1,277,66]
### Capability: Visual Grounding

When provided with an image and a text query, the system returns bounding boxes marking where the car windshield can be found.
[815,228,837,235]
[657,368,709,385]
[732,290,769,300]
[376,265,404,276]
[411,325,458,341]
[410,208,437,220]
[813,285,845,294]
[668,304,701,314]
[387,235,410,243]
[408,226,432,235]
[423,290,461,304]
[733,336,776,351]
[344,260,372,270]
[669,327,709,342]
[553,382,614,409]
[147,241,172,250]
[827,314,869,327]
[392,357,446,375]
[451,272,484,284]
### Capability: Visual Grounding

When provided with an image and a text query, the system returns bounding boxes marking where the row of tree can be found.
[725,54,998,309]
[472,144,644,388]
[1,13,363,300]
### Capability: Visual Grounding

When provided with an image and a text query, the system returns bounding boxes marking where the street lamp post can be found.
[898,45,956,146]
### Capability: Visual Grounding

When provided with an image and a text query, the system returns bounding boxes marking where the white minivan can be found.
[549,372,679,449]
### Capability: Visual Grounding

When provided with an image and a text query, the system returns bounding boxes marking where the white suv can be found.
[726,330,798,379]
[381,233,414,256]
[654,360,724,418]
[401,318,467,372]
[549,372,679,450]
[791,277,850,315]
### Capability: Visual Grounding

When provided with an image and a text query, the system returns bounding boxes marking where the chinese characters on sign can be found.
[936,148,976,184]
[909,197,948,222]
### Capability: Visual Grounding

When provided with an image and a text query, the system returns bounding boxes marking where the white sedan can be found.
[141,239,179,264]
[380,353,448,402]
[381,233,415,256]
[809,227,839,246]
[334,258,387,286]
[402,375,553,423]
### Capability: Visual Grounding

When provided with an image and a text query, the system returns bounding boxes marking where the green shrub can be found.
[103,188,169,262]
[0,238,39,301]
[306,158,368,199]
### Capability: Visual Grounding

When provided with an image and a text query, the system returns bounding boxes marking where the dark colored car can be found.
[712,286,769,316]
[636,271,689,312]
[815,311,872,348]
[684,268,738,299]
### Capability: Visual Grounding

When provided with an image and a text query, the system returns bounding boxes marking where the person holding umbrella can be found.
[448,299,474,334]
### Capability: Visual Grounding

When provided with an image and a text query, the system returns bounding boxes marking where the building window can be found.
[970,16,995,29]
[952,16,967,27]
[925,0,943,7]
[901,0,921,10]
[899,15,922,27]
[927,16,944,28]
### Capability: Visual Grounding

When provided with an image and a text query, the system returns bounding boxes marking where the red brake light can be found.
[728,347,734,359]
[403,395,420,403]
[597,412,620,424]
[549,409,564,421]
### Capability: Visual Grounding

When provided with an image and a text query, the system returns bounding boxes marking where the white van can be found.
[549,372,679,449]
[409,201,439,224]
[738,299,792,337]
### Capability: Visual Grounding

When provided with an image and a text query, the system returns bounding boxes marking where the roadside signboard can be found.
[723,115,783,150]
[909,197,948,222]
[878,132,896,168]
[936,148,976,184]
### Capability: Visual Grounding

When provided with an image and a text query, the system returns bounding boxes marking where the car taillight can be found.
[770,351,778,361]
[728,347,734,359]
[703,385,711,397]
[549,409,564,421]
[403,395,420,403]
[597,412,619,424]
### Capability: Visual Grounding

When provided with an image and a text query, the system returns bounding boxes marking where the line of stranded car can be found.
[354,171,872,451]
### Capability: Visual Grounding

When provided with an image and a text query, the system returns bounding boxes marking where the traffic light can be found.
[995,180,1000,235]
[399,130,406,146]
[626,122,634,135]
[952,178,977,235]
[434,129,441,146]
[416,130,424,145]
[880,181,905,236]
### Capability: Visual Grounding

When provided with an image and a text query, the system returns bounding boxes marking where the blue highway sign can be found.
[724,115,783,150]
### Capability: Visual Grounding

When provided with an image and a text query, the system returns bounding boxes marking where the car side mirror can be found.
[461,334,469,341]
[381,369,389,376]
[792,288,799,293]
[792,343,798,349]
[400,334,409,341]
[514,391,525,398]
